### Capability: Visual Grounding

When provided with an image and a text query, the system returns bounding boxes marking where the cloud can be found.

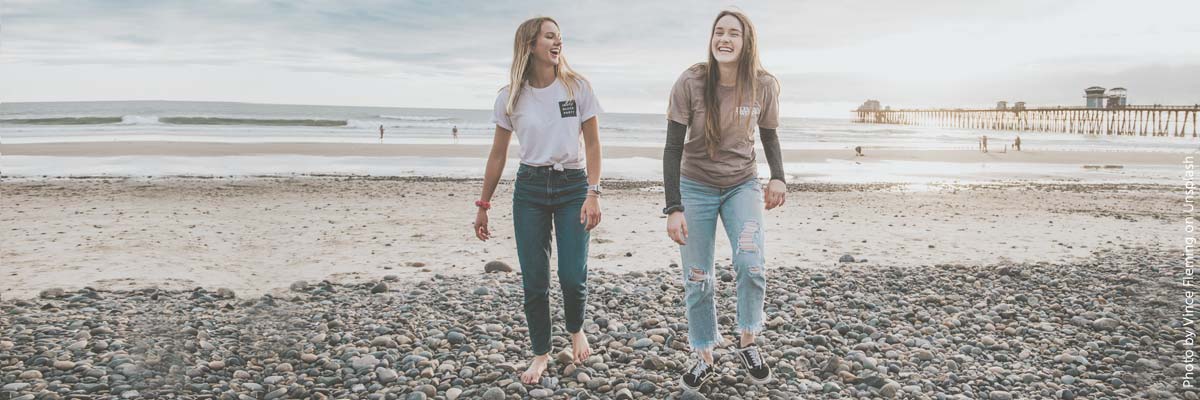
[2,0,1197,116]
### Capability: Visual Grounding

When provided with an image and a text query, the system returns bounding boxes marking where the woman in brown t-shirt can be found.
[662,9,787,390]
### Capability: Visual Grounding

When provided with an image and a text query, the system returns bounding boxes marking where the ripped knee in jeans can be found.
[685,267,715,291]
[737,220,760,254]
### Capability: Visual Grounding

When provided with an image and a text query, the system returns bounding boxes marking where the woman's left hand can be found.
[764,179,786,210]
[580,195,602,230]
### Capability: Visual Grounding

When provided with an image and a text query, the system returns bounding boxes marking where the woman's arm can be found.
[582,117,602,187]
[474,125,513,241]
[664,120,688,245]
[759,127,785,183]
[579,116,602,230]
[759,127,787,210]
[663,120,687,214]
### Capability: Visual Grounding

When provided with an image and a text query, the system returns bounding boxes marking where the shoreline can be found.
[3,141,1193,165]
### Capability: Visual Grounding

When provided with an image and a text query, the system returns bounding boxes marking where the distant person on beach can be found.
[452,125,459,143]
[855,146,864,157]
[980,135,989,153]
[379,125,384,140]
[1014,135,1021,151]
[473,16,604,385]
[663,10,783,390]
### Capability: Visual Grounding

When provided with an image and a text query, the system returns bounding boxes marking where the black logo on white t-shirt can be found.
[559,100,577,118]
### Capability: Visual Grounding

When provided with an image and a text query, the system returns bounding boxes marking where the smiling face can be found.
[530,20,562,66]
[710,14,744,65]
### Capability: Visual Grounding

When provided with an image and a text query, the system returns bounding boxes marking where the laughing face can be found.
[710,14,743,65]
[531,20,562,66]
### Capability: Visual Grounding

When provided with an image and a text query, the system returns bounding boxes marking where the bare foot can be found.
[571,332,591,362]
[520,354,550,384]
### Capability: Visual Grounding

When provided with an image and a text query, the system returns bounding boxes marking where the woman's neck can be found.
[717,62,738,87]
[528,62,557,88]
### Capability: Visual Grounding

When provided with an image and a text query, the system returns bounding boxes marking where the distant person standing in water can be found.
[379,125,385,140]
[1014,135,1021,151]
[452,125,460,143]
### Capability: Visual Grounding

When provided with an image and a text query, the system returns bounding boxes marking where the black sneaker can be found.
[736,344,772,384]
[680,359,715,390]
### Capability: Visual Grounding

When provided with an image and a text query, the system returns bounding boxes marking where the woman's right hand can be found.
[666,211,688,245]
[474,208,491,241]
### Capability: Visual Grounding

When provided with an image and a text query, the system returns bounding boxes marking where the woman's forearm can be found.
[759,127,785,183]
[479,128,512,201]
[663,120,687,211]
[583,117,602,186]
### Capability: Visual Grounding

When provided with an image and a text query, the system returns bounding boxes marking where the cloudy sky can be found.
[3,0,1198,117]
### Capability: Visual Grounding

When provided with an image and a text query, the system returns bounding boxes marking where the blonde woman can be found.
[473,16,603,385]
[663,10,784,389]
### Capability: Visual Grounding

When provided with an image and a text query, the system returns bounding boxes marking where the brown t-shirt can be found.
[667,65,780,188]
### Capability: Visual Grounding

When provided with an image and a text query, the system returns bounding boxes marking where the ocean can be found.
[2,100,1196,182]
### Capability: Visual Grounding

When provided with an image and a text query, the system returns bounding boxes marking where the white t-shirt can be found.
[492,78,602,169]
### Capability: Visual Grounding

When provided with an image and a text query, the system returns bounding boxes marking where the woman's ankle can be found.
[697,350,715,364]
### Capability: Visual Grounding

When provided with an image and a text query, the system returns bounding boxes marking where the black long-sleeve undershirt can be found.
[663,121,785,213]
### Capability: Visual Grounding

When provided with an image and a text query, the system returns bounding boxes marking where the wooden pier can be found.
[854,105,1200,137]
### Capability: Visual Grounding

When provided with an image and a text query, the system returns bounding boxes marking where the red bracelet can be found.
[475,200,491,210]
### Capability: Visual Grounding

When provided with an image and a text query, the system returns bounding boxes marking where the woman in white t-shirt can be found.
[473,16,603,385]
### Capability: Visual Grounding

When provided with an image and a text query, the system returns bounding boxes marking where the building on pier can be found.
[1106,87,1127,109]
[857,99,882,112]
[1086,86,1107,108]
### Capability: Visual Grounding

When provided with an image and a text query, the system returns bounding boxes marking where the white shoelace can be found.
[690,360,709,376]
[744,347,764,368]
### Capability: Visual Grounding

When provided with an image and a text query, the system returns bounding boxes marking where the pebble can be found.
[3,383,31,391]
[371,281,388,293]
[264,388,288,400]
[1091,317,1120,331]
[484,261,512,273]
[482,388,505,400]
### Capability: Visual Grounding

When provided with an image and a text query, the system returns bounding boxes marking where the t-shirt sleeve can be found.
[758,76,780,129]
[577,80,602,123]
[491,87,513,131]
[667,72,692,126]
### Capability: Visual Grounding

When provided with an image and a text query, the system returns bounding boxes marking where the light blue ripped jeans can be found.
[679,176,767,352]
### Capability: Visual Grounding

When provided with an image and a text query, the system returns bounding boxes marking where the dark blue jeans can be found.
[513,164,590,356]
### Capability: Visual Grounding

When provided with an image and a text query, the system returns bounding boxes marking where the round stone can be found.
[484,261,513,273]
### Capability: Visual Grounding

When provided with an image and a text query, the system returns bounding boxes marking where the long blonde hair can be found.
[504,17,588,115]
[700,10,776,158]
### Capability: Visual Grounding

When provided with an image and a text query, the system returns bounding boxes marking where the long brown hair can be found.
[504,17,588,115]
[700,10,774,158]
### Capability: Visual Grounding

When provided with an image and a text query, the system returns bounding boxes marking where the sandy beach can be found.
[0,176,1180,300]
[0,176,1187,399]
[1,121,1193,399]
